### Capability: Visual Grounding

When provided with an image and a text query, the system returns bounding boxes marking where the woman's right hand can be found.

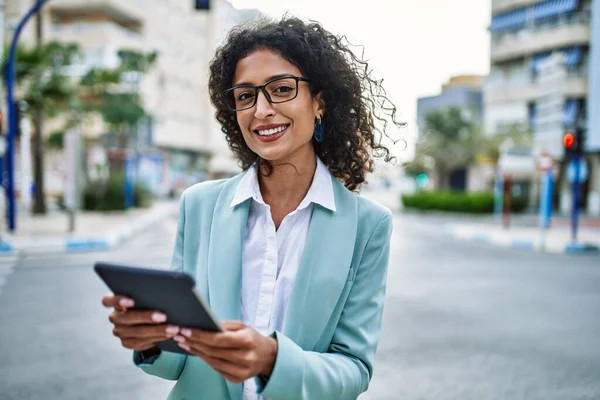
[102,294,180,352]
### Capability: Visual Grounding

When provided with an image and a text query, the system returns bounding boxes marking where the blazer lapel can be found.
[207,175,249,321]
[283,177,358,350]
[207,176,249,400]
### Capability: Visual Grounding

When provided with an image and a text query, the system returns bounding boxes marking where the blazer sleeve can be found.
[257,212,393,399]
[132,191,189,380]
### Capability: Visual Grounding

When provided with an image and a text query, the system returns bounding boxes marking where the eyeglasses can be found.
[222,76,310,112]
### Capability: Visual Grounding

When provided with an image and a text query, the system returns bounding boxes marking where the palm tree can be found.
[415,107,479,189]
[79,49,158,167]
[4,41,82,214]
[410,106,526,190]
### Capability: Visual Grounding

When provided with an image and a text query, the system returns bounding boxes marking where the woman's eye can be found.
[272,85,293,93]
[237,92,255,101]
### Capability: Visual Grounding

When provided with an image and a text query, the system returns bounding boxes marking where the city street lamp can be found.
[3,0,49,232]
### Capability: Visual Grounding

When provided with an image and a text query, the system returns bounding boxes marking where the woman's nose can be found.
[254,90,275,119]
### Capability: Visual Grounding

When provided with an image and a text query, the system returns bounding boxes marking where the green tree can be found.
[407,107,530,190]
[3,41,82,214]
[79,49,158,164]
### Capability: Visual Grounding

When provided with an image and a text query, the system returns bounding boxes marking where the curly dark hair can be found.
[208,15,404,191]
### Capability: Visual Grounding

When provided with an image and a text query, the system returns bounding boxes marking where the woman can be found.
[102,16,401,400]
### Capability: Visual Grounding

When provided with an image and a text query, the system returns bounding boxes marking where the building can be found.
[4,0,260,198]
[416,75,488,191]
[485,0,600,216]
[417,75,484,139]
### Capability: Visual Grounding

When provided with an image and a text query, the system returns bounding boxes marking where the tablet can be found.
[94,262,223,355]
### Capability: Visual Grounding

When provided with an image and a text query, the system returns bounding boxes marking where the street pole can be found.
[493,169,504,218]
[0,0,5,73]
[64,125,80,232]
[538,169,554,252]
[0,0,6,235]
[502,174,512,229]
[32,2,46,214]
[19,108,33,212]
[4,0,49,232]
[570,153,581,243]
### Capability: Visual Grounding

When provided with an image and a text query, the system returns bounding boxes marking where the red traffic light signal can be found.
[563,132,575,148]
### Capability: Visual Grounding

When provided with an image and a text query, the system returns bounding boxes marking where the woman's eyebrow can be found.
[233,73,296,87]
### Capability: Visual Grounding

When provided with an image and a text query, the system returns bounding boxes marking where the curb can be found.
[444,224,599,254]
[0,205,177,256]
[0,242,13,253]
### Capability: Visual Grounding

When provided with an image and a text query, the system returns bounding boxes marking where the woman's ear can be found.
[313,92,326,117]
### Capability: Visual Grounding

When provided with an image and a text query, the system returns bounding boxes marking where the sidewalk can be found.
[365,189,600,254]
[446,222,600,254]
[435,214,600,254]
[0,200,179,256]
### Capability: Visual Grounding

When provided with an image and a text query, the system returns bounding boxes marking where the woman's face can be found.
[231,49,322,166]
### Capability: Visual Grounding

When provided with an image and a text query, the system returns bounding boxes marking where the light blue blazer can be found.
[135,171,393,400]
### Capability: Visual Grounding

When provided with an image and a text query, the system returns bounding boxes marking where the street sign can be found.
[537,152,554,172]
[566,159,589,183]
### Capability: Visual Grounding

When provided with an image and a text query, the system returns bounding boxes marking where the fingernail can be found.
[173,335,185,343]
[119,298,134,307]
[166,326,179,335]
[181,328,192,338]
[151,312,167,323]
[178,343,190,352]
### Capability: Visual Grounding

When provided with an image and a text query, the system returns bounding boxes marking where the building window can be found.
[528,103,537,130]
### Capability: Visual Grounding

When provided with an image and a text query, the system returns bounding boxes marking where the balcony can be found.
[492,0,541,13]
[485,74,587,103]
[491,12,591,63]
[49,0,143,32]
[51,21,143,49]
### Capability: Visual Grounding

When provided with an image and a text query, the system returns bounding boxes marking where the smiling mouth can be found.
[253,124,290,136]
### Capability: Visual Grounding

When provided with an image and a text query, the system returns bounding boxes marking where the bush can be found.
[133,181,153,208]
[401,190,526,214]
[83,173,153,211]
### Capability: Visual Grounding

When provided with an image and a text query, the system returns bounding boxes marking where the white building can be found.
[485,0,600,215]
[4,0,260,198]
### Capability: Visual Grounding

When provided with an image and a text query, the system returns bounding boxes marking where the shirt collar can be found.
[230,157,336,212]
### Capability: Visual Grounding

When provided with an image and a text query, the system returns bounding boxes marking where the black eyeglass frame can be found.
[222,76,311,111]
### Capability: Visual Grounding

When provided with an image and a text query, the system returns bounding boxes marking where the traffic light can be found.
[563,132,574,148]
[194,0,210,10]
[563,129,585,158]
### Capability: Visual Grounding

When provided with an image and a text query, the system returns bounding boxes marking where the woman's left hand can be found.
[174,321,278,384]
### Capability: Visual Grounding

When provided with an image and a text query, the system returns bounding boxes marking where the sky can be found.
[230,0,492,161]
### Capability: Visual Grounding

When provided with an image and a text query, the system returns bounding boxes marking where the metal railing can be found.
[491,10,591,42]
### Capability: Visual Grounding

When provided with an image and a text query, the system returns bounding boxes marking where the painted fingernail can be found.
[181,328,192,338]
[119,298,134,307]
[178,343,190,352]
[166,326,179,335]
[173,335,185,343]
[151,312,167,323]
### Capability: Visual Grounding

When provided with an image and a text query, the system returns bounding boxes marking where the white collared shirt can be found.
[230,157,336,400]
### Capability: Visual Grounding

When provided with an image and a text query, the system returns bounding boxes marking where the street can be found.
[0,215,599,400]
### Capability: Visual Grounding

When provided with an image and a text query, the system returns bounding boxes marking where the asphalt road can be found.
[0,214,598,400]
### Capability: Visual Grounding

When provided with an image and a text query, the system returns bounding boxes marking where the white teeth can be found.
[257,125,287,136]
